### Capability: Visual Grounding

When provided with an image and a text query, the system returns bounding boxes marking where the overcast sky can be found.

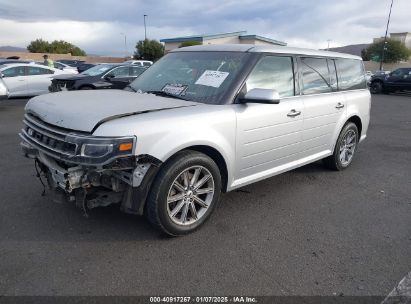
[0,0,410,56]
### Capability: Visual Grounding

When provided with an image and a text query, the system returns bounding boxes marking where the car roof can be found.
[0,59,30,63]
[0,63,54,69]
[171,44,362,60]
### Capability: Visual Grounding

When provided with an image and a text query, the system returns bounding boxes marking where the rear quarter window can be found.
[335,59,366,91]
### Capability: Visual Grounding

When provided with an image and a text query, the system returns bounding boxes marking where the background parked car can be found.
[53,62,79,74]
[49,63,147,92]
[76,63,96,73]
[0,63,70,97]
[369,68,411,94]
[123,60,153,67]
[365,71,373,84]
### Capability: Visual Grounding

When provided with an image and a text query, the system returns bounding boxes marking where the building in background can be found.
[160,31,286,52]
[373,32,411,49]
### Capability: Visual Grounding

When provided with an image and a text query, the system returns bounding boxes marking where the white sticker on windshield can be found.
[195,70,229,88]
[161,83,188,95]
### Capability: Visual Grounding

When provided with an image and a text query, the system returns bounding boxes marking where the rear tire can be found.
[323,122,359,171]
[145,150,222,236]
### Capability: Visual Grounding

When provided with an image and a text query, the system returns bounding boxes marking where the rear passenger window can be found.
[335,59,366,90]
[28,67,53,75]
[246,56,294,97]
[301,57,331,95]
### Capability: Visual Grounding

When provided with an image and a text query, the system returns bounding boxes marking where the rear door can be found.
[298,57,346,157]
[234,55,303,183]
[26,66,55,95]
[1,66,27,96]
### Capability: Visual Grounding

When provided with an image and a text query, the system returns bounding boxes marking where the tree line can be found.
[361,38,410,63]
[27,39,87,56]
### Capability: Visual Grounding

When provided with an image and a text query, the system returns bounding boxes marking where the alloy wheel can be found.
[339,129,357,166]
[166,166,215,226]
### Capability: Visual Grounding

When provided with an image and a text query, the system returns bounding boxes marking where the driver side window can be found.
[245,56,294,97]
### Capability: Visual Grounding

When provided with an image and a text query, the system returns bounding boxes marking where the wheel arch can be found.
[346,115,362,138]
[180,145,229,192]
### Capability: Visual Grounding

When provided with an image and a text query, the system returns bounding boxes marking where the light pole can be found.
[143,14,148,40]
[380,0,394,71]
[327,39,332,51]
[120,33,127,58]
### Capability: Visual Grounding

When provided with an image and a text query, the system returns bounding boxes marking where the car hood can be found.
[25,90,199,132]
[52,74,90,81]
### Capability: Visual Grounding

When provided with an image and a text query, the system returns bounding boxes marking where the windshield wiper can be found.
[145,90,188,101]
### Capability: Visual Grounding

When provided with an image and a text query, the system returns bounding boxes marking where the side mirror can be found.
[240,88,280,104]
[0,72,4,78]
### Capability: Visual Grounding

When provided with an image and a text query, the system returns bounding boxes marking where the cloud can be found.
[0,0,410,55]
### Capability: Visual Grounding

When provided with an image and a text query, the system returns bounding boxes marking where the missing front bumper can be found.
[22,140,161,215]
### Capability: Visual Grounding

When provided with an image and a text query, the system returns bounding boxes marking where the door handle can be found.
[336,102,345,109]
[287,109,301,117]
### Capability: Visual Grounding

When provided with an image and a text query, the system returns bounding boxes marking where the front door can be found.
[396,68,411,90]
[385,68,406,91]
[234,55,303,186]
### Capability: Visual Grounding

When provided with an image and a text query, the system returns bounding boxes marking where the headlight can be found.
[64,134,136,164]
[81,143,113,157]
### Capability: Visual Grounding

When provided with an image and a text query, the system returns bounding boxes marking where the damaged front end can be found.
[19,113,160,215]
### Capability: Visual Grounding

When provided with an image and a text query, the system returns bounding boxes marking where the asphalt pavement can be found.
[0,94,410,296]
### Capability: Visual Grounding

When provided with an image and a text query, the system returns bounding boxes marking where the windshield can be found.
[81,64,115,76]
[129,51,250,104]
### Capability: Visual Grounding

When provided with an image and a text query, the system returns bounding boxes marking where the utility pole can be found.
[380,0,394,71]
[144,14,148,40]
[327,39,332,51]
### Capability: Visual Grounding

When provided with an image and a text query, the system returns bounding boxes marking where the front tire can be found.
[323,122,359,171]
[145,150,222,236]
[370,81,383,94]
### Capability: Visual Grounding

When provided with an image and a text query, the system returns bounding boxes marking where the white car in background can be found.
[365,71,373,84]
[0,63,69,98]
[123,60,153,67]
[0,77,8,100]
[53,62,79,74]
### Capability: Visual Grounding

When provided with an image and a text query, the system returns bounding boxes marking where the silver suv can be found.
[20,44,370,235]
